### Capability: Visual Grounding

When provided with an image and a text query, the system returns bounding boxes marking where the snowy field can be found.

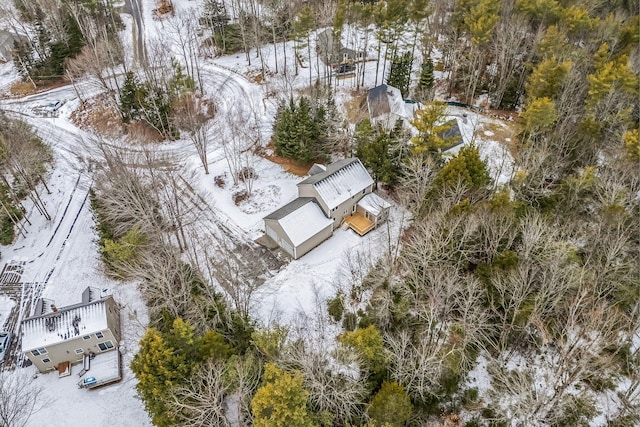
[0,0,518,425]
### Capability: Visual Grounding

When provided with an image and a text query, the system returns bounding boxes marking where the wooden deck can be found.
[344,213,374,236]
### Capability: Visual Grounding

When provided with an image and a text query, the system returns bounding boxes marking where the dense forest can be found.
[1,0,638,425]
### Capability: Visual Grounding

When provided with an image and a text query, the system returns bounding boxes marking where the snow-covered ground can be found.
[0,1,519,425]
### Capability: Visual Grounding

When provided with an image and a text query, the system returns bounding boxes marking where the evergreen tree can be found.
[355,120,401,186]
[273,97,325,163]
[386,51,412,98]
[515,0,563,28]
[433,144,491,191]
[168,59,196,98]
[410,101,457,154]
[140,85,179,140]
[131,318,232,426]
[251,363,317,427]
[12,9,86,83]
[525,57,572,100]
[520,97,558,137]
[586,44,637,114]
[131,325,192,427]
[338,325,387,386]
[367,381,413,427]
[623,129,639,162]
[202,0,229,33]
[417,59,434,100]
[119,72,144,123]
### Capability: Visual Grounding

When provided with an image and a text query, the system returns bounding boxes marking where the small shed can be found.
[264,198,333,259]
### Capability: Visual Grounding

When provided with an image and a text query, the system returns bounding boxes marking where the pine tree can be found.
[410,101,457,154]
[202,0,229,33]
[119,72,143,123]
[273,97,325,163]
[515,0,563,28]
[251,363,317,427]
[417,59,434,100]
[537,25,567,59]
[338,325,387,386]
[525,57,572,100]
[367,381,413,427]
[586,44,637,113]
[131,326,191,427]
[131,319,231,426]
[101,225,147,274]
[520,97,558,137]
[623,129,639,162]
[433,144,491,191]
[386,51,412,98]
[356,120,401,186]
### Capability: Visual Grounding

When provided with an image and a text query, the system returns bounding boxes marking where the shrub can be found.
[367,381,413,427]
[327,294,344,322]
[251,363,316,427]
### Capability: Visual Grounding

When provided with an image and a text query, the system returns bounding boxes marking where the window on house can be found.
[42,358,51,363]
[98,341,114,352]
[95,331,104,339]
[75,348,84,354]
[31,347,47,356]
[82,335,91,340]
[362,189,365,194]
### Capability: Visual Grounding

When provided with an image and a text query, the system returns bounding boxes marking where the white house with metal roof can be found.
[22,287,121,376]
[264,158,391,259]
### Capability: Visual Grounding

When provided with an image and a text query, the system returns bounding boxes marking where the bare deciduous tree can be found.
[173,94,216,174]
[169,360,230,427]
[0,371,51,427]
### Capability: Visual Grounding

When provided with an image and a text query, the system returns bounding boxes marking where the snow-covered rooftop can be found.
[22,299,110,351]
[368,84,409,119]
[276,199,333,246]
[299,158,374,211]
[357,193,391,216]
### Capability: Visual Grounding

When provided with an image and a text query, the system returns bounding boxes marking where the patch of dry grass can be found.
[259,143,312,176]
[344,90,368,124]
[10,80,68,96]
[479,121,519,157]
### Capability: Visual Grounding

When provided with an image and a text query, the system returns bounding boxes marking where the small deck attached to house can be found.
[344,213,374,236]
[77,349,121,390]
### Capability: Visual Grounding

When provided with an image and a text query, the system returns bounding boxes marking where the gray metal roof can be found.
[440,119,462,141]
[298,158,359,185]
[264,197,316,221]
[367,84,391,118]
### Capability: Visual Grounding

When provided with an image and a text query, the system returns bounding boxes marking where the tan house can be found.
[21,287,121,374]
[264,158,391,259]
[264,198,334,259]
